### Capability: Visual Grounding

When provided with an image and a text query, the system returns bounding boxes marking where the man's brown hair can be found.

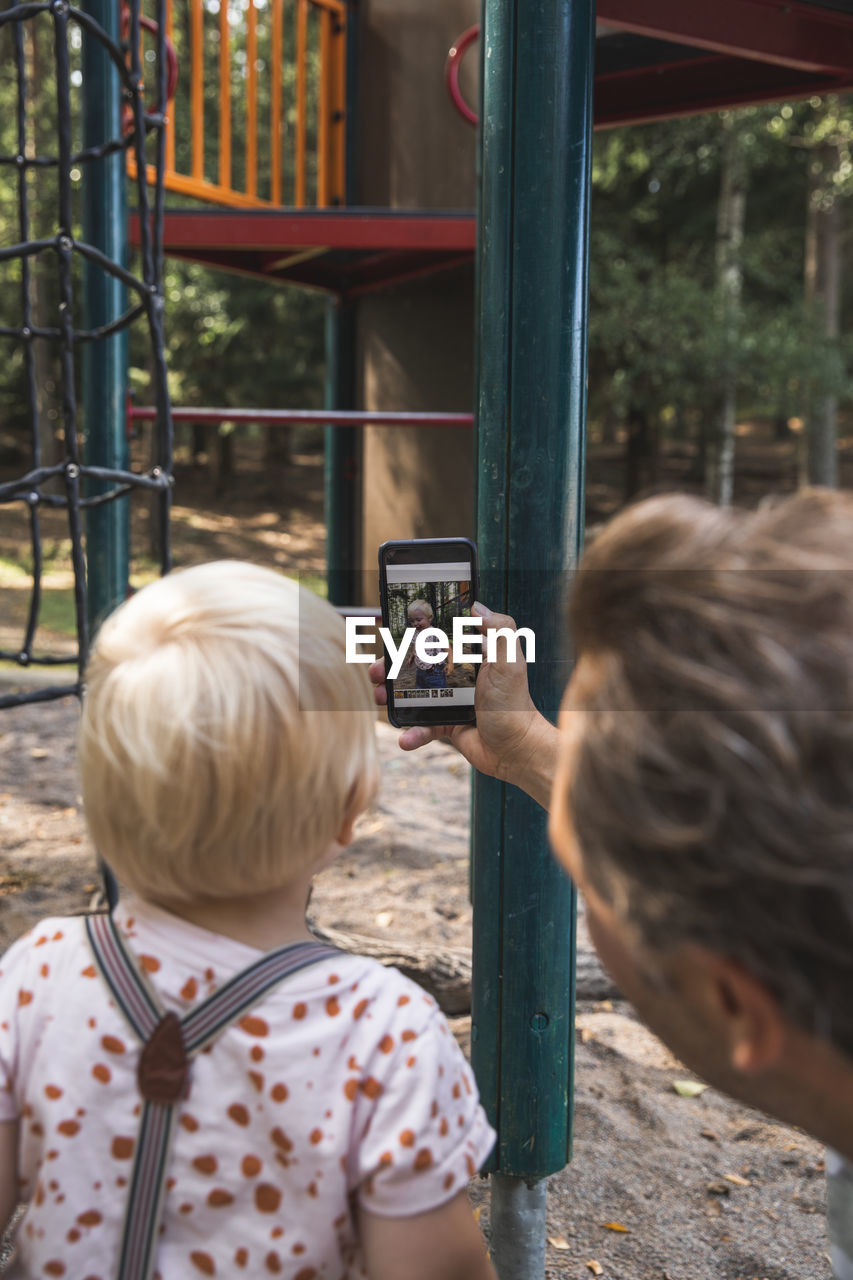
[568,488,853,1055]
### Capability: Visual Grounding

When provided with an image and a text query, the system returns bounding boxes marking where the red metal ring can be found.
[445,24,479,127]
[139,14,179,103]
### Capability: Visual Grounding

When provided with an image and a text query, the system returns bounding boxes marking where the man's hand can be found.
[369,603,561,810]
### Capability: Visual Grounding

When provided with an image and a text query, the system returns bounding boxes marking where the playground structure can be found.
[126,0,348,210]
[127,0,853,607]
[5,1,853,1276]
[0,0,173,698]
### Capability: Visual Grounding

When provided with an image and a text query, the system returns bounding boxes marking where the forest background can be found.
[2,11,853,588]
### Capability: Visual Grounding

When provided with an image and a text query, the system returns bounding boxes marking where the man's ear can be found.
[689,947,787,1074]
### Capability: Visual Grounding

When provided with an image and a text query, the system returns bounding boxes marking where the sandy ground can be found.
[0,688,834,1279]
[392,662,478,691]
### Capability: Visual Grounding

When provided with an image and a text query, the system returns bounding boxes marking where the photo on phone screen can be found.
[378,538,478,728]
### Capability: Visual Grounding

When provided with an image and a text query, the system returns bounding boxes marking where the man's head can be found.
[550,488,853,1089]
[79,562,377,904]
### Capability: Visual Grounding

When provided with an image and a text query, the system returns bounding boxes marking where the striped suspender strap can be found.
[85,913,338,1280]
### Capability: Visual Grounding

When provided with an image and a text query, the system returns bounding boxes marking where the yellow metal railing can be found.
[129,0,347,210]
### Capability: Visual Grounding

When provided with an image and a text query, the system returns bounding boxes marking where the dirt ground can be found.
[0,432,838,1278]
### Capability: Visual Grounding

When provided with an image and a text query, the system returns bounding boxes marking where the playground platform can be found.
[130,208,475,292]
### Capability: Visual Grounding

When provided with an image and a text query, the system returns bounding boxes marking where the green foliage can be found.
[589,240,716,420]
[2,15,853,470]
[740,301,851,418]
[130,259,325,413]
[0,16,84,444]
[589,100,853,440]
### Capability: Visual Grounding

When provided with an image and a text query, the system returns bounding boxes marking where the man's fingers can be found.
[473,602,518,635]
[398,727,437,751]
[368,658,388,706]
[473,603,521,669]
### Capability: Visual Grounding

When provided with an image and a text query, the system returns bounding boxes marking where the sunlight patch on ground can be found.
[245,511,282,528]
[0,559,75,590]
[173,508,240,533]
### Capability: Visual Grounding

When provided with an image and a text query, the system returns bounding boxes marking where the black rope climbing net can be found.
[0,0,173,709]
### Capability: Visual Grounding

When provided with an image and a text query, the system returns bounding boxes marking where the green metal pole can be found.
[472,0,594,1270]
[324,297,361,604]
[324,3,360,606]
[82,0,129,638]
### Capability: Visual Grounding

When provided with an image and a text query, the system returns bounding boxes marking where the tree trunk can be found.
[773,414,791,442]
[265,423,291,471]
[624,405,655,500]
[684,412,708,485]
[191,421,211,467]
[26,25,63,482]
[600,405,619,446]
[306,921,619,1015]
[30,278,62,474]
[804,141,841,488]
[707,118,748,507]
[214,426,235,495]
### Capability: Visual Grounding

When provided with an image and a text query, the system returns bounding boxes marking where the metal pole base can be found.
[489,1174,547,1280]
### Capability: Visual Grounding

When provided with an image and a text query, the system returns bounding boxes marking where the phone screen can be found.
[378,538,478,727]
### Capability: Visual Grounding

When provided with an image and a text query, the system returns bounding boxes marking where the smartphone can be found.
[378,537,479,728]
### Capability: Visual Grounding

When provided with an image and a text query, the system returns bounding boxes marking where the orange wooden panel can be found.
[165,0,175,171]
[132,160,276,208]
[332,2,346,203]
[191,0,204,180]
[318,7,330,206]
[296,0,308,207]
[131,0,350,211]
[219,0,231,188]
[246,0,258,197]
[271,0,283,204]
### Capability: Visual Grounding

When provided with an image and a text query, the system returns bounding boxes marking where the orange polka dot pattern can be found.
[0,899,495,1277]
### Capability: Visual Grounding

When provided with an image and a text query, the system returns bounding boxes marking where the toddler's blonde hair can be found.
[78,562,377,903]
[406,598,433,621]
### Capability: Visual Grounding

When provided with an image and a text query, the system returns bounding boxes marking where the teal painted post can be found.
[325,2,360,607]
[471,0,594,1230]
[324,298,360,605]
[82,0,129,637]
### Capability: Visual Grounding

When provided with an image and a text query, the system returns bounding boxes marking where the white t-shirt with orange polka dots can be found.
[0,898,496,1280]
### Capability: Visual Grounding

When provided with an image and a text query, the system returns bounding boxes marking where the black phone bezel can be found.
[378,537,478,728]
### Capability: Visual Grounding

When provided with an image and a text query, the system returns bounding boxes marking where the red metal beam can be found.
[140,245,474,292]
[132,211,477,293]
[132,210,476,254]
[342,252,474,298]
[596,54,850,129]
[597,0,853,75]
[131,407,474,428]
